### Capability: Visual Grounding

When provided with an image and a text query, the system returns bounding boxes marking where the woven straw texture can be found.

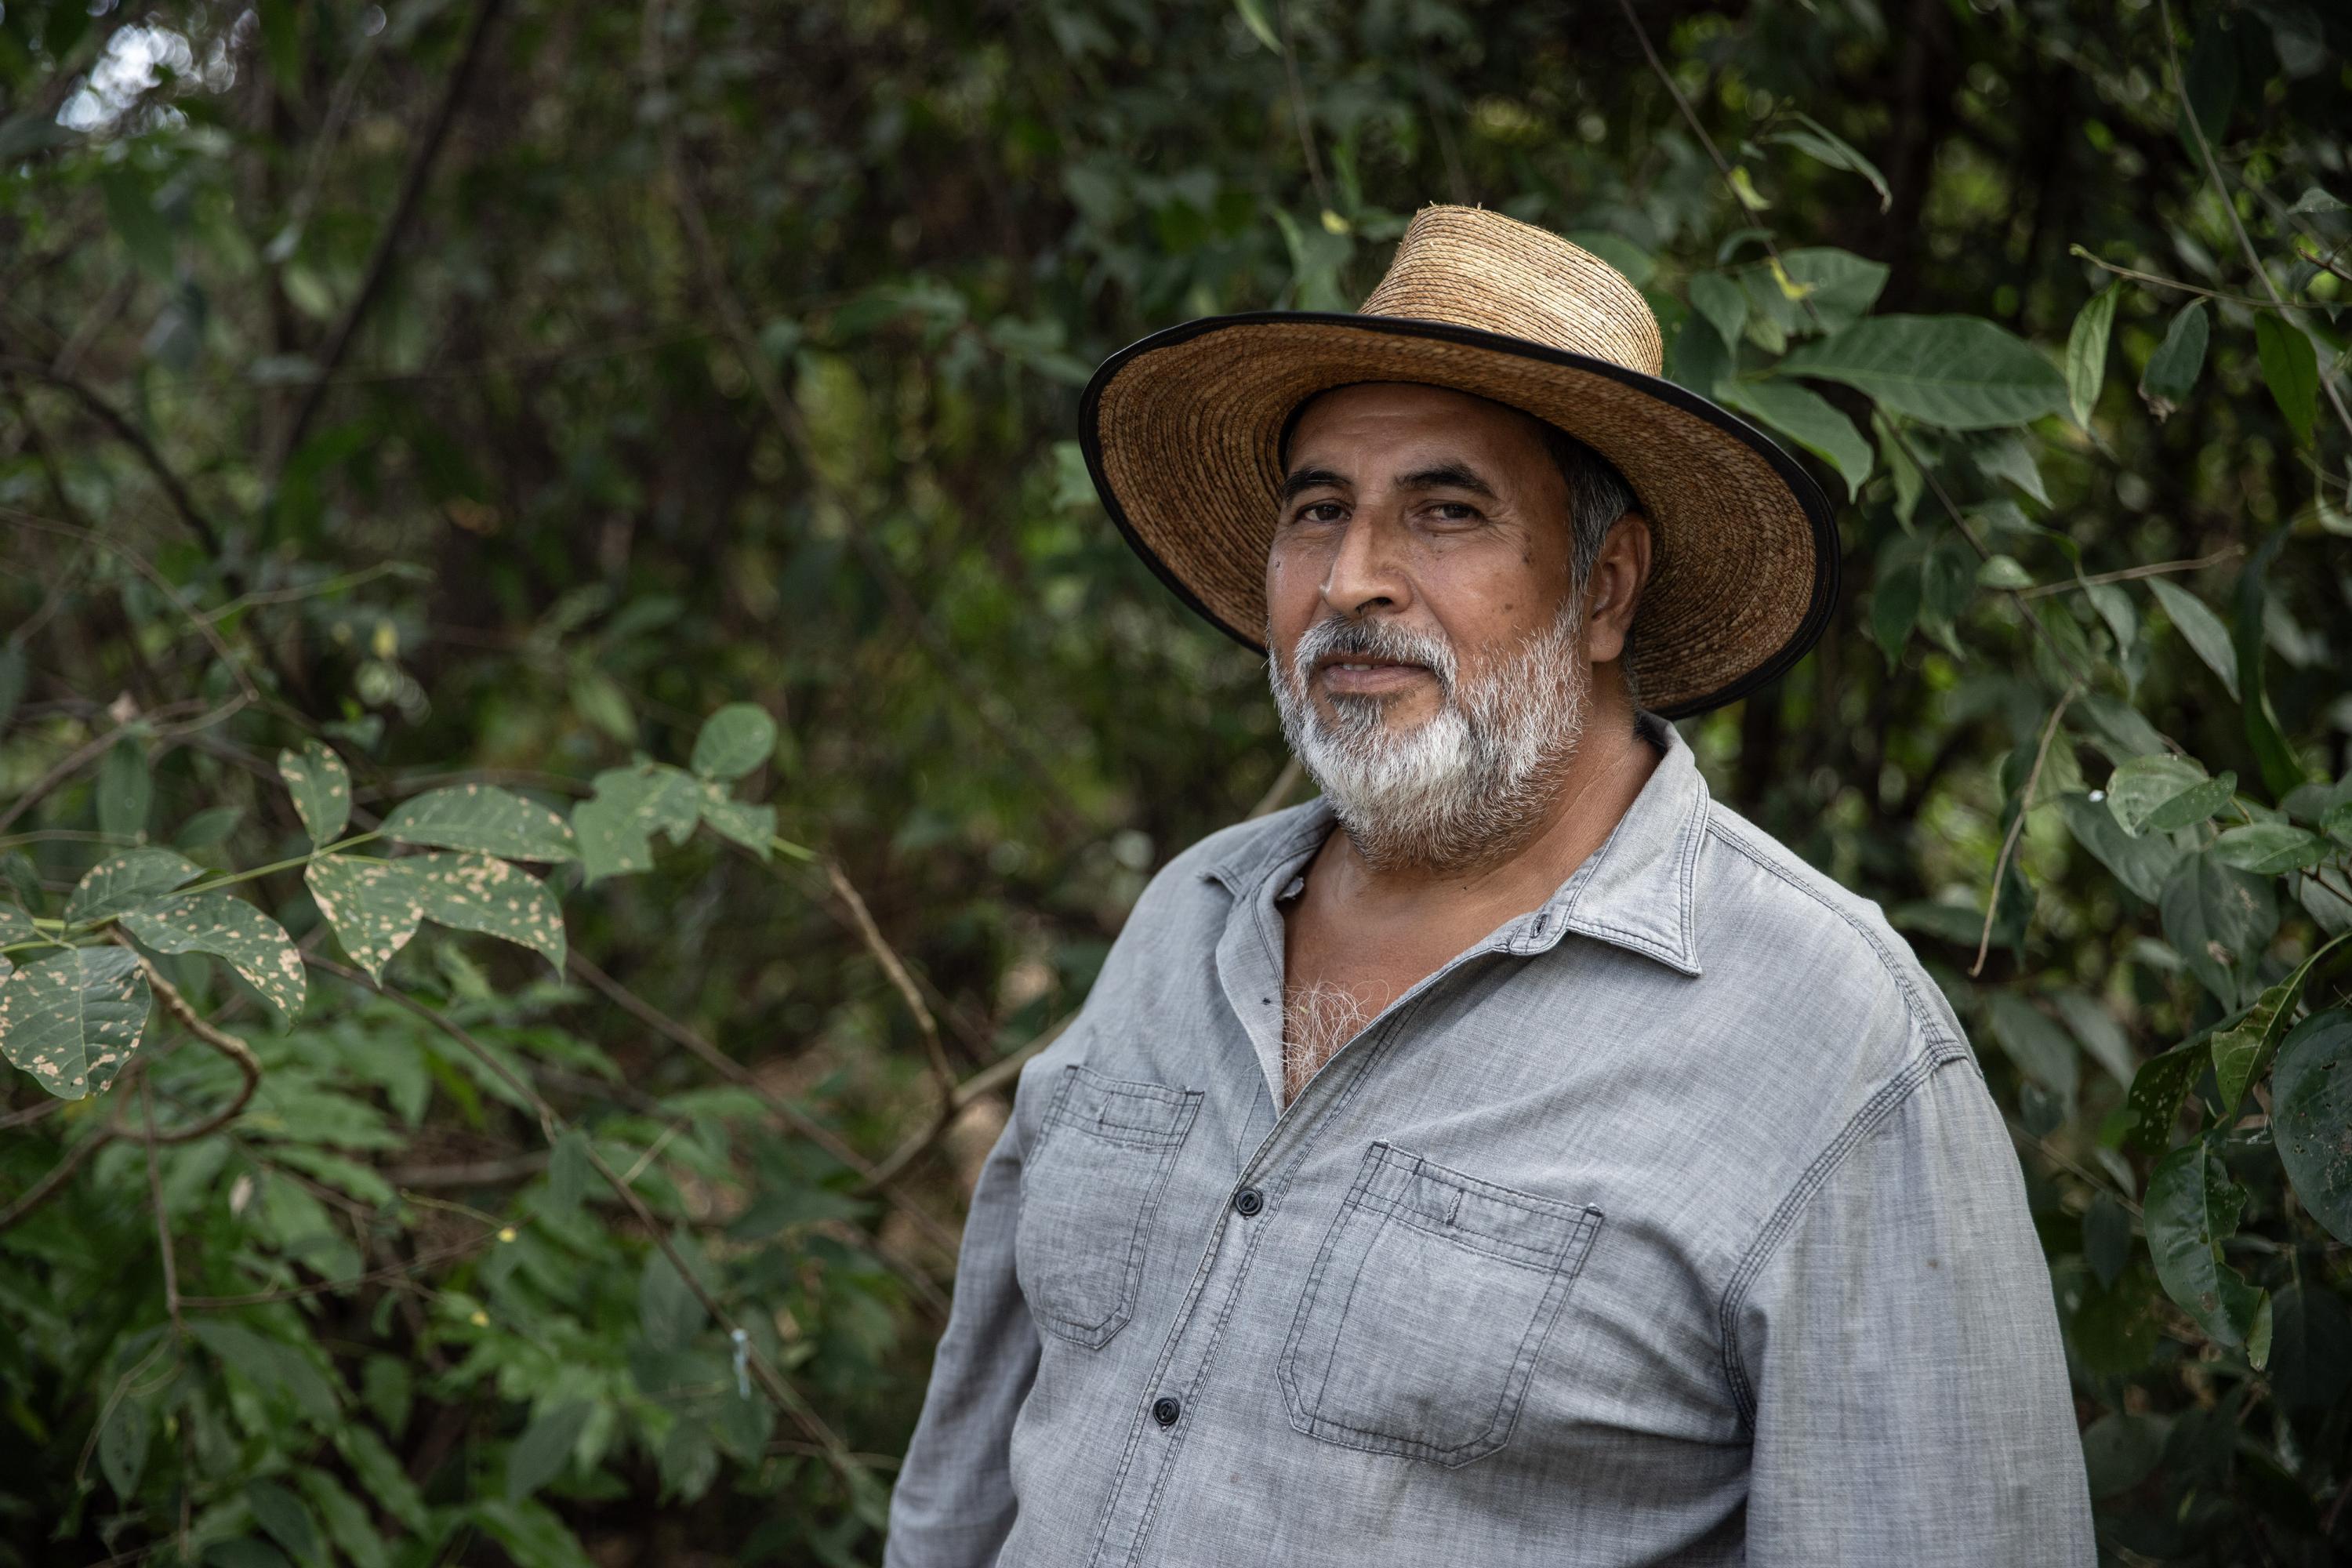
[1083,205,1835,717]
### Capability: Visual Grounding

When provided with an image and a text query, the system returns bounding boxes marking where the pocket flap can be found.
[1354,1143,1600,1271]
[1049,1065,1198,1146]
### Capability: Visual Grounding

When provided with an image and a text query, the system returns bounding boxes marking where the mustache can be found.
[1288,617,1457,695]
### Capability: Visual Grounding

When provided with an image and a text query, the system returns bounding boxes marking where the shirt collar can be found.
[1202,710,1710,978]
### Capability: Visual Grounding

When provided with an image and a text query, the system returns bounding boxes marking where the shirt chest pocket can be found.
[1015,1065,1202,1350]
[1278,1142,1603,1468]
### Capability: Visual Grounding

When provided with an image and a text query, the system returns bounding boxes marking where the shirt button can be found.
[1232,1188,1265,1218]
[1152,1396,1181,1428]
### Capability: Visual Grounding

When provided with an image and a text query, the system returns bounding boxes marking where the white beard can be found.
[1269,604,1591,872]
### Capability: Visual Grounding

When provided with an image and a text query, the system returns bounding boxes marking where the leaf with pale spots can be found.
[0,946,151,1100]
[696,785,775,860]
[278,741,352,847]
[406,852,566,969]
[65,848,202,924]
[0,904,35,946]
[121,892,307,1029]
[307,853,566,981]
[307,855,425,982]
[382,785,578,862]
[572,765,702,882]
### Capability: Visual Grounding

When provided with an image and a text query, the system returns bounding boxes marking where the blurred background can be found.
[3,0,2350,1563]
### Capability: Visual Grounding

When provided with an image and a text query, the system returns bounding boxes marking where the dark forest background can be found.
[4,1,2351,1563]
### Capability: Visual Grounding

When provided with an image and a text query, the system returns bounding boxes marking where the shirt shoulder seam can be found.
[1713,1046,1962,1430]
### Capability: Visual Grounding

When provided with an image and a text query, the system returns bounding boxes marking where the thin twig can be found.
[305,954,862,1477]
[2156,0,2352,448]
[1973,684,2078,977]
[140,1079,183,1338]
[117,934,263,1143]
[1610,0,2092,690]
[1276,2,1334,214]
[825,861,953,1096]
[2013,546,2245,597]
[271,0,507,479]
[0,360,227,556]
[0,506,259,699]
[2066,247,2305,311]
[0,1123,112,1232]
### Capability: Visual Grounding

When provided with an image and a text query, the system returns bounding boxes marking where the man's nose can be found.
[1319,511,1411,620]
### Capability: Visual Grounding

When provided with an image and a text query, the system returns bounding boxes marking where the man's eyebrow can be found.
[1397,462,1497,497]
[1279,466,1348,503]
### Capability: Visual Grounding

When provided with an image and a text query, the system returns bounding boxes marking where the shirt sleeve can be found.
[884,1105,1038,1568]
[1733,1055,2095,1566]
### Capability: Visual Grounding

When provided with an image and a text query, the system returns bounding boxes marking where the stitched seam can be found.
[1370,1144,1595,1223]
[1715,1049,1952,1430]
[1346,1193,1578,1272]
[1029,1090,1201,1345]
[1705,815,1965,1056]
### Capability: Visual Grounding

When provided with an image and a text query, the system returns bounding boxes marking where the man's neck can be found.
[1308,692,1663,920]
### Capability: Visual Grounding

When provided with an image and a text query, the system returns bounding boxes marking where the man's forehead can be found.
[1283,383,1553,478]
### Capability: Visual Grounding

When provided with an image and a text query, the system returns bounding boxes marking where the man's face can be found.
[1266,382,1579,732]
[1263,382,1603,869]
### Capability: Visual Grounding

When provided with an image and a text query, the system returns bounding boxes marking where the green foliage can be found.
[2,0,2350,1563]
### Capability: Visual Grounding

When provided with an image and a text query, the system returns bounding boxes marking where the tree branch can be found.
[0,359,226,557]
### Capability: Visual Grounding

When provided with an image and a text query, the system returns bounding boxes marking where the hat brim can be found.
[1080,311,1840,719]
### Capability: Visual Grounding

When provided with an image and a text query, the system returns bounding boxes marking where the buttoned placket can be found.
[1079,815,1588,1568]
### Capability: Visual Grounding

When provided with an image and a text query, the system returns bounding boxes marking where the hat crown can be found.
[1358,205,1663,378]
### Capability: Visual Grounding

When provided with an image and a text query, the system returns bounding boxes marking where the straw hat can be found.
[1079,204,1839,717]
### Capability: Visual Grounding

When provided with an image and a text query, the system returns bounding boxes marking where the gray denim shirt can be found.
[887,716,2093,1567]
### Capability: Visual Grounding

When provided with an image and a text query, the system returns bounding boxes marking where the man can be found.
[886,205,2092,1566]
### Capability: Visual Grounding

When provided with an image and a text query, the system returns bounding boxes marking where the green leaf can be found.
[2136,300,2209,420]
[696,788,776,858]
[2063,793,2183,904]
[2144,1141,2267,1351]
[2254,313,2319,446]
[295,1468,390,1568]
[2124,1037,2205,1153]
[506,1399,592,1499]
[2211,823,2328,874]
[97,1388,150,1501]
[382,785,579,862]
[1715,378,1872,499]
[98,735,151,841]
[0,903,35,946]
[570,671,637,746]
[571,764,704,882]
[66,848,202,923]
[1777,314,2067,430]
[278,741,352,848]
[2274,1008,2352,1245]
[2211,935,2349,1116]
[1775,246,1891,332]
[121,892,307,1028]
[638,1243,708,1351]
[690,704,779,782]
[305,855,424,982]
[1870,550,1922,667]
[0,946,151,1099]
[1232,0,1281,53]
[1987,993,2078,1102]
[332,1426,427,1534]
[2234,526,2308,800]
[546,1129,593,1217]
[2065,283,2121,426]
[2160,850,2279,1007]
[307,852,567,980]
[2103,756,2225,837]
[1765,117,1892,213]
[176,805,245,849]
[470,1497,597,1568]
[1686,270,1747,349]
[190,1321,341,1427]
[246,1478,322,1565]
[2147,576,2238,699]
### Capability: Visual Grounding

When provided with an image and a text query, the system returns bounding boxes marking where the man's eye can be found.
[1428,503,1483,523]
[1293,502,1346,525]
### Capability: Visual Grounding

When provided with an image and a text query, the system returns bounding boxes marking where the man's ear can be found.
[1581,511,1652,666]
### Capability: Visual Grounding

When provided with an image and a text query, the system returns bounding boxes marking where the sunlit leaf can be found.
[2211,935,2349,1116]
[2103,756,2227,837]
[572,764,703,882]
[307,852,567,980]
[1765,115,1892,212]
[0,946,151,1100]
[1715,377,1872,499]
[2065,283,2120,426]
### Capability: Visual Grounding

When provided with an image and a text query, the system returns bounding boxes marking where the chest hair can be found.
[1280,980,1376,1105]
